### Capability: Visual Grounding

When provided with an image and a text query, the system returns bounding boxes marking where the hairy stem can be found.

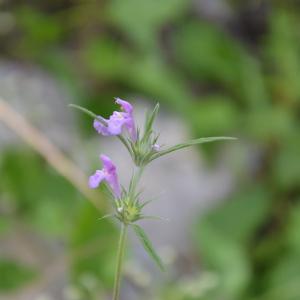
[113,224,128,300]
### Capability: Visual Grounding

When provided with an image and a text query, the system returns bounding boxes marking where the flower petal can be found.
[89,170,105,189]
[100,154,116,172]
[107,111,127,135]
[105,172,121,198]
[100,154,121,198]
[124,117,137,141]
[115,98,133,114]
[94,118,110,136]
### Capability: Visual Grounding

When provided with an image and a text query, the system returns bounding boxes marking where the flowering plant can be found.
[70,99,235,300]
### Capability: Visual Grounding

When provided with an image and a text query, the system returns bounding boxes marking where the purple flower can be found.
[89,154,121,198]
[93,98,137,141]
[93,116,110,136]
[115,97,133,114]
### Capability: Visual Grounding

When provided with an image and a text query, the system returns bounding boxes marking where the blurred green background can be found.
[0,0,300,299]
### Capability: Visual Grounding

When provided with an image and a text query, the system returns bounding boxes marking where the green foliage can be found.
[286,202,300,252]
[173,20,243,85]
[265,9,300,105]
[245,107,295,141]
[15,7,64,57]
[151,136,236,161]
[194,187,272,299]
[108,0,188,49]
[189,96,239,137]
[0,259,36,292]
[0,149,80,236]
[273,137,300,190]
[70,202,118,289]
[82,37,131,80]
[198,187,272,244]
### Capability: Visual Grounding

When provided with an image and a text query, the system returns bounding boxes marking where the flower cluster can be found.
[88,98,160,224]
[71,98,235,270]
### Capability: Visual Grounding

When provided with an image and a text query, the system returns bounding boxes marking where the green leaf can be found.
[69,104,98,120]
[132,224,164,271]
[140,215,169,222]
[151,136,236,160]
[142,103,160,141]
[98,214,115,221]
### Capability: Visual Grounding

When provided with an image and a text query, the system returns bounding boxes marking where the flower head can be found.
[93,98,137,141]
[89,154,121,198]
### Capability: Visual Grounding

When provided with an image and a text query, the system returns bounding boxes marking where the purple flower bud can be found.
[93,98,137,141]
[89,170,105,189]
[152,143,160,151]
[89,154,121,198]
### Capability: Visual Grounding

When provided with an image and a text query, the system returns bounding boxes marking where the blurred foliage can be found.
[0,149,117,296]
[0,0,300,299]
[70,202,118,289]
[0,259,36,292]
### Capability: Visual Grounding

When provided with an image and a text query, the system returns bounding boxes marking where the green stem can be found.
[113,224,128,300]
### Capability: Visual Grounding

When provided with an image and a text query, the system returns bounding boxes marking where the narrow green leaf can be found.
[98,214,115,221]
[142,103,160,142]
[132,224,164,271]
[151,136,237,161]
[69,104,98,120]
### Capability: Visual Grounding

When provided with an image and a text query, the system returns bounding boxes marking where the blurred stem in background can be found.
[0,98,105,211]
